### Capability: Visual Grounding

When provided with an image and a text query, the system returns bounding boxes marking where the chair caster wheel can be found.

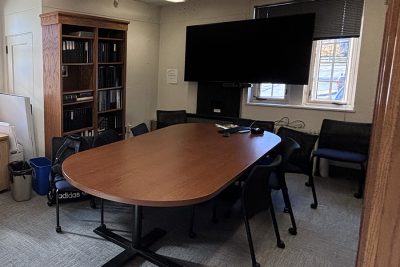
[277,240,285,249]
[305,181,311,187]
[252,262,260,267]
[353,192,363,199]
[310,203,318,209]
[47,202,53,207]
[56,226,62,233]
[283,207,289,213]
[288,227,297,235]
[189,231,196,239]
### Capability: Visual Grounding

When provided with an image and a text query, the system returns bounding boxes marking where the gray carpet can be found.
[0,174,362,267]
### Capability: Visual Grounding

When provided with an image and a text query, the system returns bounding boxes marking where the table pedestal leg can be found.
[94,205,182,267]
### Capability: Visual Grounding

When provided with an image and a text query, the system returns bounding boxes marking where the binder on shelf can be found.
[63,92,93,104]
[63,107,93,132]
[62,40,92,63]
[98,89,122,112]
[98,65,121,89]
[98,113,123,133]
[99,42,120,63]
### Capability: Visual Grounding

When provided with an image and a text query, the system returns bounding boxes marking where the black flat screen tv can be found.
[184,14,315,85]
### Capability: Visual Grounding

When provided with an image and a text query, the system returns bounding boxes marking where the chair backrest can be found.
[277,137,301,172]
[51,136,92,164]
[318,119,372,154]
[156,110,187,129]
[93,129,120,147]
[235,118,275,133]
[131,123,149,136]
[277,127,318,172]
[242,163,277,218]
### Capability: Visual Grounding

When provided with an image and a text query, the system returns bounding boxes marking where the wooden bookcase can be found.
[40,12,129,157]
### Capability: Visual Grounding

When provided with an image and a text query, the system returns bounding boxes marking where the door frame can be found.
[356,0,400,266]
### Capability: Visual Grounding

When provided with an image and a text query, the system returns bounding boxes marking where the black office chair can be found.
[242,162,285,267]
[156,110,187,129]
[235,118,275,133]
[277,127,319,209]
[311,119,371,198]
[93,129,121,147]
[50,135,92,233]
[131,122,149,136]
[267,137,300,236]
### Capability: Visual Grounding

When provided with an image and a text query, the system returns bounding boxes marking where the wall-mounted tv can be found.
[184,14,315,85]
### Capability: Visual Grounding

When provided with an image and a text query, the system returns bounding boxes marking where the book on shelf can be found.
[63,107,93,132]
[98,89,122,112]
[99,42,119,62]
[79,129,95,137]
[68,31,94,38]
[98,66,121,89]
[76,96,94,102]
[98,114,123,132]
[63,92,93,104]
[62,40,92,63]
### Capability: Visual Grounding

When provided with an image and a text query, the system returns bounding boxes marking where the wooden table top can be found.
[62,123,281,207]
[0,133,8,142]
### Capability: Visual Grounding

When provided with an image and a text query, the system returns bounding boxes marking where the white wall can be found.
[42,0,161,136]
[0,0,44,156]
[157,0,387,132]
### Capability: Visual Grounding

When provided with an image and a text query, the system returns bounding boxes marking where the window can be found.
[254,83,286,100]
[305,38,359,108]
[248,37,359,111]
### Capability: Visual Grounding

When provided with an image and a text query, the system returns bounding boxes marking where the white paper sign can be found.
[166,69,178,84]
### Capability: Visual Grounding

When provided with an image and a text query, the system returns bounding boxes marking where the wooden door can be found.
[6,33,34,97]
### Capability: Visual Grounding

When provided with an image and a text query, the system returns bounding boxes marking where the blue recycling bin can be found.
[30,157,52,195]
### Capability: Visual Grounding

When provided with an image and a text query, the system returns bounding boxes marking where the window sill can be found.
[246,101,355,112]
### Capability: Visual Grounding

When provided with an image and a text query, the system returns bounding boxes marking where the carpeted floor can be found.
[0,173,362,267]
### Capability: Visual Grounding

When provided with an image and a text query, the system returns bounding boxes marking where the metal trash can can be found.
[9,161,32,201]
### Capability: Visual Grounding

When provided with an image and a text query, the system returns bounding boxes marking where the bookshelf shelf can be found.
[63,100,94,106]
[62,63,94,66]
[63,89,93,95]
[62,34,94,40]
[64,127,95,136]
[41,11,128,157]
[98,108,123,114]
[98,62,123,65]
[98,37,124,41]
[97,86,123,91]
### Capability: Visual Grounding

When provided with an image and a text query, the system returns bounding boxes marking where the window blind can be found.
[255,0,364,40]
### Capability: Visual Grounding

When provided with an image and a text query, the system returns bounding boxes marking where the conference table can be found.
[62,123,281,266]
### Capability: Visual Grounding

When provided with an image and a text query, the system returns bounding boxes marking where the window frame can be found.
[251,83,288,104]
[303,37,360,110]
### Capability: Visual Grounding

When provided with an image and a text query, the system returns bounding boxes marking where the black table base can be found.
[94,202,182,267]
